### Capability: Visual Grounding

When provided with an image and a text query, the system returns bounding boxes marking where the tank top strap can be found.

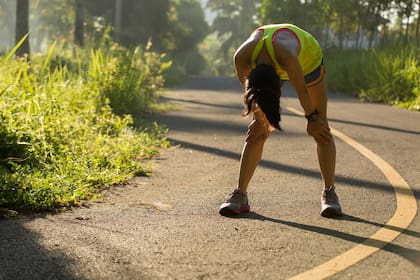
[264,29,282,70]
[250,27,282,73]
[251,30,265,68]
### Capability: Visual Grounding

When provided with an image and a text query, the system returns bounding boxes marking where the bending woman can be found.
[219,23,342,218]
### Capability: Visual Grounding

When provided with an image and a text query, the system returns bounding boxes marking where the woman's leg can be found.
[237,104,272,192]
[307,76,336,188]
[219,106,270,216]
[237,126,266,193]
[307,76,342,217]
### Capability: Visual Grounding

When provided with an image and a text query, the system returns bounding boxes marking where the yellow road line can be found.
[286,107,418,280]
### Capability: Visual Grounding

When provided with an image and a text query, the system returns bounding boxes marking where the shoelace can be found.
[226,189,246,203]
[323,186,338,204]
[324,186,335,192]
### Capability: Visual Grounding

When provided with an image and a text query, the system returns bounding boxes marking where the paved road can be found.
[1,77,419,279]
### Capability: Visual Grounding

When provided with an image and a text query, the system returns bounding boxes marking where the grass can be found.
[324,46,419,111]
[0,40,171,210]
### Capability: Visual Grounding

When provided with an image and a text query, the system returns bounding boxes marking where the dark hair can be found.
[242,64,281,130]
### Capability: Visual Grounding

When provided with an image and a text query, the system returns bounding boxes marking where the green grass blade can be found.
[41,41,57,74]
[4,33,29,63]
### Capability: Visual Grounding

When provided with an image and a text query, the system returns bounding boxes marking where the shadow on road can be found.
[0,219,76,280]
[160,96,242,111]
[328,117,420,136]
[342,214,420,239]
[167,78,420,137]
[171,76,241,92]
[151,114,247,134]
[234,211,420,266]
[168,138,418,198]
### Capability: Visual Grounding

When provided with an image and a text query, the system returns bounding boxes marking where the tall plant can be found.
[0,42,169,209]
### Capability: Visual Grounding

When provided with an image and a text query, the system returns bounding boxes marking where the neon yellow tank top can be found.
[251,24,322,80]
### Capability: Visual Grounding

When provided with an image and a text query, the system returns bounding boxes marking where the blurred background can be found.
[1,0,418,77]
[0,0,418,210]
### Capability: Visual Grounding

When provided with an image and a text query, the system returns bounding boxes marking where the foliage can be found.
[88,44,172,116]
[0,42,170,209]
[259,0,310,27]
[198,32,232,76]
[165,0,209,78]
[29,0,74,51]
[84,0,208,80]
[205,0,260,76]
[255,0,420,51]
[325,46,420,110]
[1,0,210,80]
[324,48,374,94]
[359,47,419,109]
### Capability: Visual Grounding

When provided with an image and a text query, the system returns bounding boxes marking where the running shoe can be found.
[219,189,250,217]
[320,186,343,218]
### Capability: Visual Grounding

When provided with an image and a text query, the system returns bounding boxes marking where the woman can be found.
[219,23,342,218]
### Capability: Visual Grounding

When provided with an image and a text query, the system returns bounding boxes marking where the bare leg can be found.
[308,77,342,217]
[307,77,336,188]
[219,109,270,216]
[237,106,271,193]
[237,139,265,193]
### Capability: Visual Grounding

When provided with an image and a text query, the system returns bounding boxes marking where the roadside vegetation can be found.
[0,37,170,210]
[325,45,419,110]
[201,0,419,111]
[1,0,418,210]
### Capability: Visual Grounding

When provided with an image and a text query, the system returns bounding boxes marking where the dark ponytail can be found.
[242,64,281,130]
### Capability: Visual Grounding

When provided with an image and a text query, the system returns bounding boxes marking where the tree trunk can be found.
[368,29,374,49]
[416,2,420,44]
[74,0,84,46]
[355,22,361,49]
[381,25,388,48]
[404,17,410,43]
[323,14,331,48]
[115,0,123,43]
[338,14,344,49]
[324,23,329,48]
[15,0,30,58]
[404,0,414,43]
[398,15,404,43]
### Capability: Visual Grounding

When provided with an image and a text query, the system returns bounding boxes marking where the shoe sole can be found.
[320,207,343,218]
[219,205,250,217]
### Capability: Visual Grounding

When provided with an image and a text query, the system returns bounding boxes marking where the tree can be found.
[395,0,416,43]
[166,0,209,74]
[0,0,15,51]
[30,0,74,52]
[258,0,334,44]
[83,0,171,50]
[74,0,84,46]
[259,0,309,27]
[15,0,30,58]
[114,0,123,43]
[207,0,260,75]
[416,1,419,44]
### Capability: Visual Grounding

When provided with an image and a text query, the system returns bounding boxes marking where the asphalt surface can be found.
[1,77,419,280]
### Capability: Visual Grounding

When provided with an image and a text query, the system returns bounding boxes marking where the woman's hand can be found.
[307,118,331,144]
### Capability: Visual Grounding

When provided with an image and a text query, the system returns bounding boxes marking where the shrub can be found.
[325,46,419,111]
[359,47,419,108]
[0,42,169,209]
[89,44,172,116]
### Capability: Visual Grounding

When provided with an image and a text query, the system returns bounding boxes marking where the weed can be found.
[325,46,419,111]
[0,41,170,209]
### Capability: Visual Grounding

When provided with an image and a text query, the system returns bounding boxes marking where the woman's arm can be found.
[276,38,331,144]
[274,36,314,116]
[233,44,253,90]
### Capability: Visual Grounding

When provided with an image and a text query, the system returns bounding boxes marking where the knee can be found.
[245,119,271,143]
